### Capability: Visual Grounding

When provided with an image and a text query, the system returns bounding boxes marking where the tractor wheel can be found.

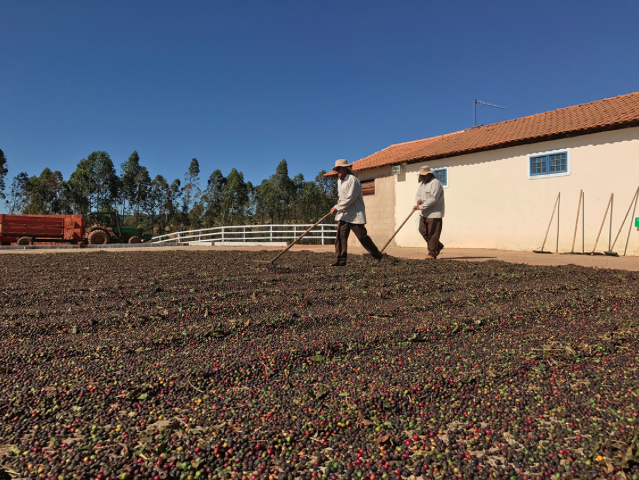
[88,229,110,245]
[128,236,142,244]
[16,236,34,246]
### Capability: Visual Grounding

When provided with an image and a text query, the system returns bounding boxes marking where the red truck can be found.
[0,214,86,245]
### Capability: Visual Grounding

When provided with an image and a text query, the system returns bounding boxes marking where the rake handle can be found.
[380,209,416,253]
[266,212,333,264]
[611,186,639,251]
[540,193,560,252]
[624,188,639,256]
[571,190,583,253]
[592,193,613,254]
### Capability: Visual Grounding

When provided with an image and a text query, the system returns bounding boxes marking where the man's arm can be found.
[414,184,424,210]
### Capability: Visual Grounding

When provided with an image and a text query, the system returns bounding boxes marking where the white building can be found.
[340,92,639,255]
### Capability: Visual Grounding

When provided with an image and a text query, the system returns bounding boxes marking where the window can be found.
[433,168,448,187]
[361,179,375,196]
[529,151,568,177]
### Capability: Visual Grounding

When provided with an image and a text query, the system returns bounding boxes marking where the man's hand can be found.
[413,205,420,211]
[330,206,337,215]
[417,199,423,205]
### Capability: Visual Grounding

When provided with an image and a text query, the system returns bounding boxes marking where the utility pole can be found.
[474,99,506,126]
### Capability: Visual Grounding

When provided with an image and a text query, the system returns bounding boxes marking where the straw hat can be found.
[418,166,433,176]
[333,160,355,175]
[332,159,355,175]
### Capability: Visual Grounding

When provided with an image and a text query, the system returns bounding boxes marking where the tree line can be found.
[0,148,337,234]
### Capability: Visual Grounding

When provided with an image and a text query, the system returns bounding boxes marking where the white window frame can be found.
[433,167,449,188]
[527,148,571,180]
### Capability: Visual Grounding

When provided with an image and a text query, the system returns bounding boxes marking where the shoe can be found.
[331,262,345,267]
[436,243,444,257]
[372,256,383,265]
[426,255,437,260]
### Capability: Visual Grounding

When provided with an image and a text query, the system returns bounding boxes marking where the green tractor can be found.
[84,212,152,245]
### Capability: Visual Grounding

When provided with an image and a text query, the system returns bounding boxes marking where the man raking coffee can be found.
[330,160,384,267]
[413,165,445,259]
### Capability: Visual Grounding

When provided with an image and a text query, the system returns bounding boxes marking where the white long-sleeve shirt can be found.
[415,177,445,218]
[334,174,367,224]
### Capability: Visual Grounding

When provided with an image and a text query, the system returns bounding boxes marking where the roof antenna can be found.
[474,99,506,126]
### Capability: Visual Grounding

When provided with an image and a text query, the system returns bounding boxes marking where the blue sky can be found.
[1,0,638,196]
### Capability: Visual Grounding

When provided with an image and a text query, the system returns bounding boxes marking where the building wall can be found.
[392,126,639,255]
[347,166,397,249]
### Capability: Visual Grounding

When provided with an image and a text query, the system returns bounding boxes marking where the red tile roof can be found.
[349,131,464,172]
[340,92,639,174]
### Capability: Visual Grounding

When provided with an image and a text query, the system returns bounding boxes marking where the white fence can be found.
[151,223,338,245]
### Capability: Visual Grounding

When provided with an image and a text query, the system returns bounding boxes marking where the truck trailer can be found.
[0,214,86,245]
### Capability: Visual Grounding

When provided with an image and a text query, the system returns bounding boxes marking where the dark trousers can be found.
[335,221,383,265]
[418,217,443,257]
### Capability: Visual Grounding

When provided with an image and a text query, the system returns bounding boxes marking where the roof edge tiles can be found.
[336,91,639,175]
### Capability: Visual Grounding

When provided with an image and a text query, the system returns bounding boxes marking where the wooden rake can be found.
[253,212,333,265]
[533,192,560,254]
[380,209,416,253]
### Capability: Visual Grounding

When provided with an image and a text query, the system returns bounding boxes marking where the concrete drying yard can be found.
[2,244,639,272]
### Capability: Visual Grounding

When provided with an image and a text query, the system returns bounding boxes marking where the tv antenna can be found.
[474,99,506,126]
